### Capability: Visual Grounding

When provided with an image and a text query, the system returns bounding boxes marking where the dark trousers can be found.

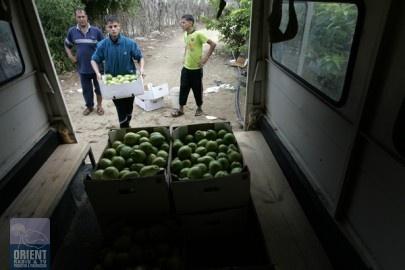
[113,96,134,128]
[179,67,203,107]
[79,73,101,108]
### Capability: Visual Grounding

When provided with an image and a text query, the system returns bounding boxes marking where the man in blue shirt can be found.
[65,8,104,116]
[91,15,144,128]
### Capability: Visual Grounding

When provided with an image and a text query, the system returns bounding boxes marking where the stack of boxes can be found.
[135,83,169,111]
[170,122,251,239]
[85,122,251,236]
[83,122,274,268]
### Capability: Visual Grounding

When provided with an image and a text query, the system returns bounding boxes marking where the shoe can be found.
[96,106,104,115]
[195,108,203,116]
[171,109,184,117]
[83,107,93,115]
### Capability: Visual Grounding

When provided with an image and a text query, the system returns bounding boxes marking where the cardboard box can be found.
[179,207,248,240]
[85,174,170,220]
[184,201,273,269]
[135,83,169,111]
[84,126,171,219]
[170,122,251,214]
[99,75,144,100]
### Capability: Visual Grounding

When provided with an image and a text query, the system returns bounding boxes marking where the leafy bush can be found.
[85,0,141,26]
[204,0,251,55]
[272,2,358,100]
[305,3,357,98]
[36,0,84,73]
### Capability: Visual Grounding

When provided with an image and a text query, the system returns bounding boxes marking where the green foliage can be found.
[305,3,357,99]
[36,0,84,73]
[204,0,251,55]
[36,0,142,73]
[272,3,357,100]
[85,0,141,24]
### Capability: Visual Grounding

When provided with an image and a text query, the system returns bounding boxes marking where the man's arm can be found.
[91,41,104,80]
[200,39,216,66]
[138,58,145,75]
[65,46,77,63]
[64,29,77,63]
[131,41,145,75]
[91,60,102,80]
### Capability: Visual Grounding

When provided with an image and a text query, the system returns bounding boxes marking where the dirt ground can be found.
[59,26,246,160]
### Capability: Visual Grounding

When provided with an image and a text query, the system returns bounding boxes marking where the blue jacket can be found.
[91,34,143,76]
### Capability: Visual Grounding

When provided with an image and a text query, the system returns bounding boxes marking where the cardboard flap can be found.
[138,83,169,100]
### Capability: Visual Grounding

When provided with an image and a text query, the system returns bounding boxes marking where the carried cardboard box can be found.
[135,83,169,111]
[99,75,144,100]
[84,126,171,220]
[170,122,251,214]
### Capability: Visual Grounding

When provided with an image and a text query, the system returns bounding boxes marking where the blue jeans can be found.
[79,73,101,108]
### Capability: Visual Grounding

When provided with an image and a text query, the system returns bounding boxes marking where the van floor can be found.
[52,131,332,270]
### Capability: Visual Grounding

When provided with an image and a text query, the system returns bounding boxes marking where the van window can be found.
[0,20,24,85]
[271,2,359,104]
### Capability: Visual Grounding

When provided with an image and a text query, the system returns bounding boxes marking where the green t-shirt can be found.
[184,30,209,70]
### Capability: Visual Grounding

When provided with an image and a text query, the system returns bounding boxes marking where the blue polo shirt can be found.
[65,24,104,74]
[91,34,143,76]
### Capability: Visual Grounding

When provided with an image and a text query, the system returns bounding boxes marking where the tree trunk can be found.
[116,0,213,37]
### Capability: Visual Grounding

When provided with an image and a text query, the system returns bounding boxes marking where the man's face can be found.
[180,19,193,31]
[75,11,88,27]
[106,21,121,38]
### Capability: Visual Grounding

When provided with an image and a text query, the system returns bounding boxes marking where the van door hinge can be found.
[253,60,265,82]
[38,72,55,94]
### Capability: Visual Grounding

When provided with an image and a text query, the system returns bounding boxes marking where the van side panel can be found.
[345,1,405,268]
[266,66,354,208]
[347,140,405,269]
[262,0,400,268]
[264,0,392,213]
[0,2,50,180]
[0,75,49,180]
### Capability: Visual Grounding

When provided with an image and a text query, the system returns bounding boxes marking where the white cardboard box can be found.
[135,83,169,111]
[99,75,144,100]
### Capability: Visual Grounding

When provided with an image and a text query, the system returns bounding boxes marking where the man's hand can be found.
[96,72,102,81]
[69,55,77,64]
[200,40,216,68]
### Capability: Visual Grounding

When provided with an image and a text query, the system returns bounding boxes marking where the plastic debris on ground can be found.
[205,84,235,94]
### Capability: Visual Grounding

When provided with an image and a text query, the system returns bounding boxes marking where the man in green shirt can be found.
[172,14,216,117]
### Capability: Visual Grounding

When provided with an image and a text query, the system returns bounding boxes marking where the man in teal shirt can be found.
[172,14,216,117]
[91,15,144,128]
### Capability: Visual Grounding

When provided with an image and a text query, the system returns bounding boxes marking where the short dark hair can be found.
[105,15,119,24]
[75,8,86,15]
[181,14,194,24]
